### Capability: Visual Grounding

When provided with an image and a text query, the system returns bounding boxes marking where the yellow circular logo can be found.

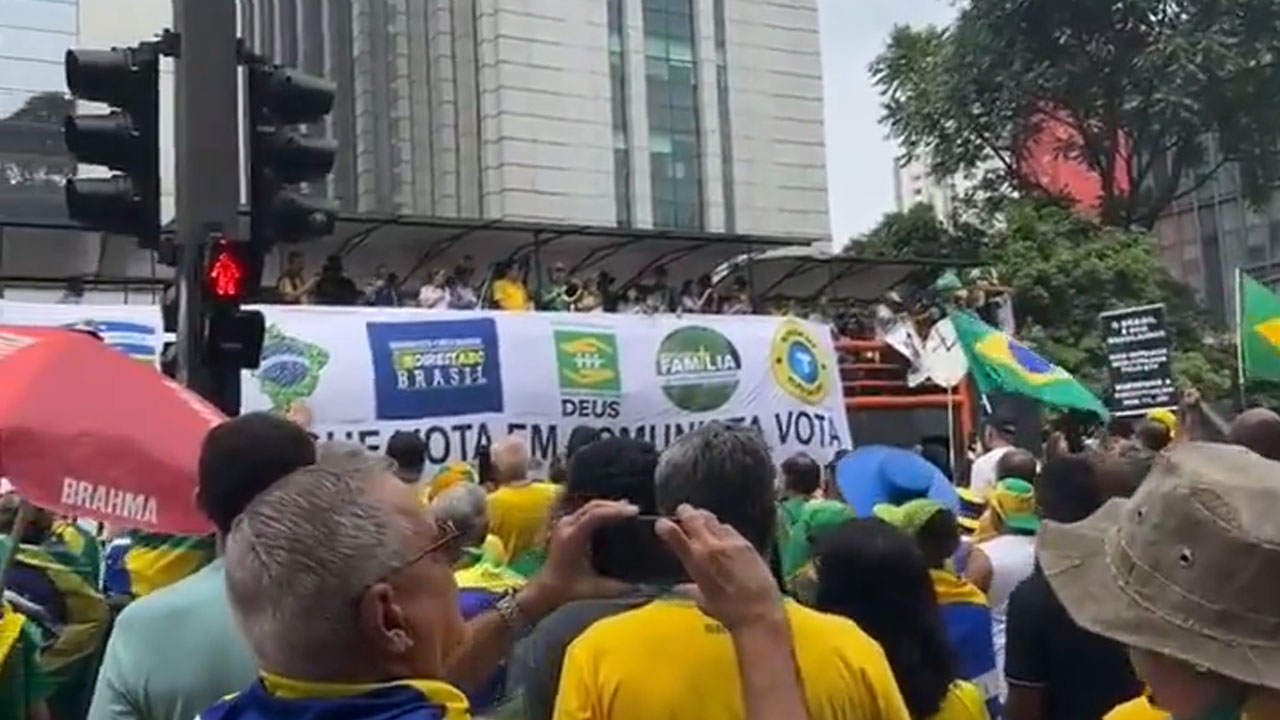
[770,320,831,405]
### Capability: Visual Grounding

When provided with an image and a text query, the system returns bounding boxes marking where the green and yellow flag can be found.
[1238,272,1280,382]
[950,311,1109,417]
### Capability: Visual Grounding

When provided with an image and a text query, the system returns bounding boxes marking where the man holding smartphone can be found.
[508,438,668,720]
[551,424,910,720]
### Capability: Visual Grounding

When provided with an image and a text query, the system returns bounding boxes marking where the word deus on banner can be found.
[1100,303,1176,416]
[313,409,846,468]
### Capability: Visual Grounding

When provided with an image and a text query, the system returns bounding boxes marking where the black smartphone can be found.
[590,515,688,586]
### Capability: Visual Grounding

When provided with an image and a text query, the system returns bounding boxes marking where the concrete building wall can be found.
[721,0,828,237]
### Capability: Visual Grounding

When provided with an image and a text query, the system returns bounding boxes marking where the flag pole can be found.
[1236,267,1247,412]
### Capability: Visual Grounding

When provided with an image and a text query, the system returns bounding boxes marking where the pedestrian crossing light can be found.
[63,45,161,249]
[204,238,264,373]
[247,61,338,250]
[206,240,248,301]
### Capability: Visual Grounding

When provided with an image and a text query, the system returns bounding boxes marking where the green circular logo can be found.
[655,326,742,412]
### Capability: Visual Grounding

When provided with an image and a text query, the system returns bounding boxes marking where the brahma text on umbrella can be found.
[60,478,158,525]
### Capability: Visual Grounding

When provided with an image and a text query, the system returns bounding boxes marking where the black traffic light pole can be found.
[173,0,240,411]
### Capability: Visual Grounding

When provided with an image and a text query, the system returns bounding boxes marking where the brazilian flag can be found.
[0,609,52,720]
[950,311,1109,417]
[45,521,102,588]
[0,538,109,720]
[103,531,217,601]
[1238,272,1280,382]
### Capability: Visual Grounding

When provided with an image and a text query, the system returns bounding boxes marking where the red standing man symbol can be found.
[208,247,245,300]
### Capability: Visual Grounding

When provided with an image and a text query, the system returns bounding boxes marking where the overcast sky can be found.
[818,0,958,245]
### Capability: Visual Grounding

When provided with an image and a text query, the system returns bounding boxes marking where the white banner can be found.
[0,300,163,366]
[242,307,852,470]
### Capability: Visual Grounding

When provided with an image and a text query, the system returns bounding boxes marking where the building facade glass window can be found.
[643,0,702,230]
[712,0,734,232]
[608,0,632,227]
[0,0,76,223]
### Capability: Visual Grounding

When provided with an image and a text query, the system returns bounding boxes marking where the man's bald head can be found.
[995,448,1038,484]
[490,435,531,483]
[1228,407,1280,461]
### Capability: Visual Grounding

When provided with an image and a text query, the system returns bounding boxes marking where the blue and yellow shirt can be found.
[552,596,911,720]
[102,531,216,600]
[198,673,469,720]
[454,561,526,714]
[931,569,1001,719]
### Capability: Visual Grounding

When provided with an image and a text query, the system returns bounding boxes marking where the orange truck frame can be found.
[835,337,975,457]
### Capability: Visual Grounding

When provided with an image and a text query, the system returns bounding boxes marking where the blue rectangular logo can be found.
[366,319,504,419]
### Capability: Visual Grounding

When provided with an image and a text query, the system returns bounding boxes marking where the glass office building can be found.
[241,0,830,238]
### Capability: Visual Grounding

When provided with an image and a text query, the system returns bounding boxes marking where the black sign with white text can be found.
[1101,304,1176,416]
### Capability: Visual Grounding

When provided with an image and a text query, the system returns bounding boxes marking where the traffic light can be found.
[246,60,338,252]
[204,238,264,372]
[63,44,161,248]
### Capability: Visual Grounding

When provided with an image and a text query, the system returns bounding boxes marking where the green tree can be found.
[872,0,1280,229]
[858,198,1236,399]
[0,91,74,184]
[855,202,983,261]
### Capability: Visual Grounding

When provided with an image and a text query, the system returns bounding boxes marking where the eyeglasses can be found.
[357,519,463,600]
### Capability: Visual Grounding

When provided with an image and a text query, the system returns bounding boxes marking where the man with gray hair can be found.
[430,483,491,565]
[199,442,641,720]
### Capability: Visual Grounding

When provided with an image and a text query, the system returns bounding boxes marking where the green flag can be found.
[950,311,1109,417]
[1239,272,1280,382]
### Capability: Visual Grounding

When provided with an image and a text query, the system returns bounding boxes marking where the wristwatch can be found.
[495,590,528,633]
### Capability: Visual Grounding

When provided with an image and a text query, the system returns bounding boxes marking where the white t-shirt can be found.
[977,532,1037,698]
[968,446,1013,496]
[418,285,448,309]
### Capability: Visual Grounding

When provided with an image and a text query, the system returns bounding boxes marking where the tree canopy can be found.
[860,199,1236,399]
[872,0,1280,229]
[0,91,74,185]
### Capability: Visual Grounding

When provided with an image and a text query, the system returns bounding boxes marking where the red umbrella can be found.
[0,326,221,534]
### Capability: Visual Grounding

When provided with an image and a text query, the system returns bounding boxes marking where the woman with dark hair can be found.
[816,518,990,720]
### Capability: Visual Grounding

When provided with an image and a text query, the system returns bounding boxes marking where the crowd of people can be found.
[5,389,1280,720]
[268,251,819,320]
[263,252,1017,349]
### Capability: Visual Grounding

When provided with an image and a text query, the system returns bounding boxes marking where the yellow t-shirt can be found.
[933,680,990,720]
[492,278,530,310]
[486,482,559,560]
[1106,691,1280,720]
[552,596,911,720]
[1105,695,1169,720]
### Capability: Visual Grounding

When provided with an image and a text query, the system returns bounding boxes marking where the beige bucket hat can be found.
[1039,442,1280,690]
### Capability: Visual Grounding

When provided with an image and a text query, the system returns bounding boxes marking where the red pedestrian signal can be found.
[206,242,246,301]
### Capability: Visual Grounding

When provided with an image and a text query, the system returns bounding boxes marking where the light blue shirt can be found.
[88,559,256,720]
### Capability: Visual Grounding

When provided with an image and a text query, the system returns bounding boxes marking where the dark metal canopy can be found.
[712,246,967,302]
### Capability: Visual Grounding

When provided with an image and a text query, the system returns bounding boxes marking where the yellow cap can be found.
[1147,408,1177,436]
[421,462,478,505]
